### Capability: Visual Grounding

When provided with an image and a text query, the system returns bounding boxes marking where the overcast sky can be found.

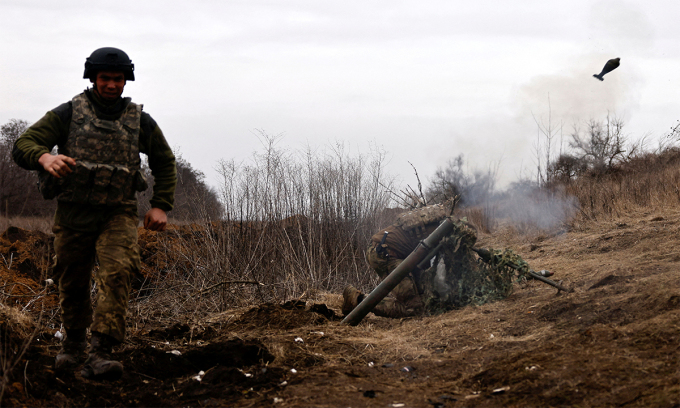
[2,0,679,190]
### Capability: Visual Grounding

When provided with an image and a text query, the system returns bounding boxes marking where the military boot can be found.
[80,332,124,381]
[342,286,364,315]
[55,328,87,371]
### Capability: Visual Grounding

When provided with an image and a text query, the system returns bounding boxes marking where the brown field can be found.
[1,201,680,407]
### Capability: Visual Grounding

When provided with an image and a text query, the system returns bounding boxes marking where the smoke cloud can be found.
[515,54,639,131]
[495,185,580,231]
[517,0,654,129]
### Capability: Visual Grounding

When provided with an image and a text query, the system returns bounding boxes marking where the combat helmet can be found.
[83,47,135,81]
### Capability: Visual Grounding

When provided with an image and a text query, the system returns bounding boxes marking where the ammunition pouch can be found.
[46,161,148,205]
[38,169,62,200]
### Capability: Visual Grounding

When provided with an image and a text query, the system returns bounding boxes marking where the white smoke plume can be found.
[515,53,638,128]
[494,184,579,231]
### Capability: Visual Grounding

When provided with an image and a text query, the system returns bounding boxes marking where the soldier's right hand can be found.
[38,153,76,178]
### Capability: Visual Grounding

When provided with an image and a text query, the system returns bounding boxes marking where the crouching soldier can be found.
[12,47,177,380]
[343,203,536,319]
[342,203,451,318]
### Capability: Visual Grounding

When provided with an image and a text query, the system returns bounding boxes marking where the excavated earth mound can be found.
[1,210,680,407]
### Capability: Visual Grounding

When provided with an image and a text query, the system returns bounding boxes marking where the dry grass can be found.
[459,206,495,233]
[4,143,680,406]
[129,139,400,321]
[0,216,52,235]
[0,303,37,405]
[6,145,680,325]
[565,148,680,224]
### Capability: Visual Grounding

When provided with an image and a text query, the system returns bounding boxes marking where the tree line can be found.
[427,115,648,206]
[0,119,221,221]
[4,113,653,228]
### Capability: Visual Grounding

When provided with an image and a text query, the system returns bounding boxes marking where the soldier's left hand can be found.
[144,208,168,231]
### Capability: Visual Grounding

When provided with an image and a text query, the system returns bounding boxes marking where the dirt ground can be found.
[1,209,680,408]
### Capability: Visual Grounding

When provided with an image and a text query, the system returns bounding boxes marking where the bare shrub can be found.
[547,154,588,185]
[131,133,398,317]
[531,102,564,186]
[427,115,641,236]
[426,155,498,234]
[426,155,496,207]
[568,114,629,175]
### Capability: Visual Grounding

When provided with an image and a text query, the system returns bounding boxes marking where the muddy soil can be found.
[2,209,680,407]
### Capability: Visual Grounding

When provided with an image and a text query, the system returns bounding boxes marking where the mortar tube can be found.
[342,218,455,326]
[416,241,445,270]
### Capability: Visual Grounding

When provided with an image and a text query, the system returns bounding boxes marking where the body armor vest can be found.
[40,93,148,205]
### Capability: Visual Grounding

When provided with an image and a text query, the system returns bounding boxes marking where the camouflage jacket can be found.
[12,89,177,231]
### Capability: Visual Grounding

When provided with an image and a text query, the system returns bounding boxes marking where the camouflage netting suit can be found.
[13,90,177,343]
[418,222,531,314]
[366,205,531,318]
[365,204,449,318]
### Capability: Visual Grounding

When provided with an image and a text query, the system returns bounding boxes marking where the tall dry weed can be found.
[566,148,680,223]
[458,206,495,234]
[131,135,399,318]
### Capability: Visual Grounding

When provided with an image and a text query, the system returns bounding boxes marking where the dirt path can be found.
[2,210,680,407]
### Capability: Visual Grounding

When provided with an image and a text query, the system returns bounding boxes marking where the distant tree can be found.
[0,119,55,217]
[546,154,588,185]
[3,120,222,221]
[173,155,223,220]
[138,152,223,222]
[1,119,27,148]
[569,115,627,173]
[427,155,465,202]
[426,154,496,207]
[531,99,564,187]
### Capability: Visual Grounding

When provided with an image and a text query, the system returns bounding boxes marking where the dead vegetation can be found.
[566,147,680,222]
[2,129,680,406]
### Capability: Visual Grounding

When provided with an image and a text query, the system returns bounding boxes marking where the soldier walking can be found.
[12,47,177,380]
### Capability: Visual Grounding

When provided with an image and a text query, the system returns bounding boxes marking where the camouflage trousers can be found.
[52,213,140,343]
[365,244,423,318]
